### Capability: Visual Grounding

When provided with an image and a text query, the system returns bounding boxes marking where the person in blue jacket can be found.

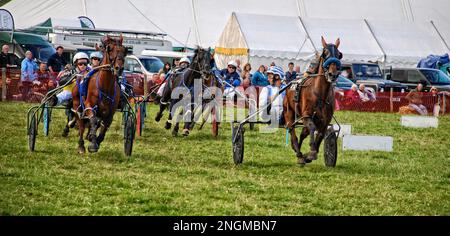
[251,65,269,86]
[221,60,242,99]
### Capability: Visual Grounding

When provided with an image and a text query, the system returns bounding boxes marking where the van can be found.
[141,50,194,67]
[389,68,450,92]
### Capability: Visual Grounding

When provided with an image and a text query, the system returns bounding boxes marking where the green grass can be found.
[0,102,449,215]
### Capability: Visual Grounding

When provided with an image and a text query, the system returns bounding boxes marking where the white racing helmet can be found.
[73,52,89,64]
[179,57,191,65]
[227,60,238,68]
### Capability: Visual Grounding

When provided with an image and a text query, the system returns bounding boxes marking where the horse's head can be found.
[191,46,212,77]
[320,36,342,83]
[100,35,127,76]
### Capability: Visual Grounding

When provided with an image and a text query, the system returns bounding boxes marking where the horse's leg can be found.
[172,121,180,137]
[96,120,110,147]
[77,118,86,154]
[155,102,168,122]
[182,103,194,136]
[87,116,99,153]
[312,126,327,160]
[297,127,310,164]
[284,104,303,163]
[304,118,318,161]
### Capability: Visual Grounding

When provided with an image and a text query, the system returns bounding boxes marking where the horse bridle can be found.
[321,44,342,83]
[102,40,125,78]
[189,50,212,80]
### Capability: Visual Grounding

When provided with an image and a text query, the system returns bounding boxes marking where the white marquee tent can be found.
[3,0,449,69]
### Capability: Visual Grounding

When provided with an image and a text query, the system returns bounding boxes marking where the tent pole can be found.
[364,19,386,68]
[430,20,450,52]
[190,0,201,47]
[298,17,317,54]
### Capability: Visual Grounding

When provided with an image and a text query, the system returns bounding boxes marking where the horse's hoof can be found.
[78,147,86,154]
[88,143,99,153]
[62,127,69,137]
[297,157,306,166]
[306,151,318,162]
[164,122,172,130]
[155,114,162,122]
[182,129,190,136]
[172,130,178,137]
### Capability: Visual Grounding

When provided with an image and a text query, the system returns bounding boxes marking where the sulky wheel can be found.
[231,124,244,165]
[124,114,136,156]
[28,113,37,152]
[324,126,338,167]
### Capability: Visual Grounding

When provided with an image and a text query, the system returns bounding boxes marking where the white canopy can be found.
[302,18,384,63]
[215,13,315,70]
[3,0,449,69]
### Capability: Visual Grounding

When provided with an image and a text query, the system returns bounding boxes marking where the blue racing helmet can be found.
[90,51,104,60]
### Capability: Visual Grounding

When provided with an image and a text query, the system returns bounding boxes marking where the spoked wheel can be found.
[28,113,37,151]
[211,107,218,137]
[324,127,338,167]
[231,124,244,165]
[124,114,136,157]
[43,106,51,136]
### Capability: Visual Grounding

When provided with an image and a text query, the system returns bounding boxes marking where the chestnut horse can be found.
[72,35,126,153]
[283,37,342,165]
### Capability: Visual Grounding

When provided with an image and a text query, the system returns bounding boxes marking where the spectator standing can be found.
[21,51,38,82]
[47,46,67,73]
[163,62,171,74]
[0,44,19,68]
[20,51,38,100]
[252,65,268,87]
[235,59,242,75]
[243,63,252,76]
[285,62,297,83]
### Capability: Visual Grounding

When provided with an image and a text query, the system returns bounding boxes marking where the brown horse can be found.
[283,37,342,165]
[72,35,126,153]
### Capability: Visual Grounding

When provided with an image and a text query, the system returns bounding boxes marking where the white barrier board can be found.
[343,135,393,152]
[333,124,352,138]
[401,116,438,128]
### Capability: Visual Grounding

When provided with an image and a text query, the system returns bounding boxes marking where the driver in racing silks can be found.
[258,66,286,126]
[49,52,91,136]
[154,57,191,104]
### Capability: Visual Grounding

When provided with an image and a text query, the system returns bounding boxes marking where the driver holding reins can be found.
[155,57,191,104]
[49,52,91,135]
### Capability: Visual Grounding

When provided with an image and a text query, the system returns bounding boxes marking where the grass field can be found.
[0,102,449,215]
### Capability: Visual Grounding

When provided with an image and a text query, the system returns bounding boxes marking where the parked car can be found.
[123,55,164,95]
[335,75,356,91]
[341,62,407,92]
[388,68,450,92]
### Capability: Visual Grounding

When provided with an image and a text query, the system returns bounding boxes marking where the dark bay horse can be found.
[283,37,342,165]
[154,47,213,136]
[72,35,126,153]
